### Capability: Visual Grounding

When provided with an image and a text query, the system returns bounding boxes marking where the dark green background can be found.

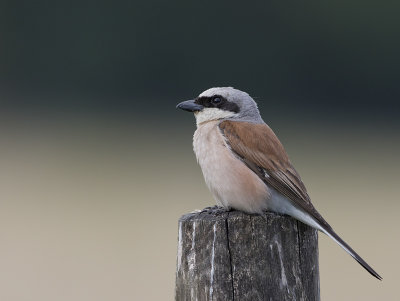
[1,1,399,125]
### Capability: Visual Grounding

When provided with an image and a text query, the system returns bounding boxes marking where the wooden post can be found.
[175,208,320,301]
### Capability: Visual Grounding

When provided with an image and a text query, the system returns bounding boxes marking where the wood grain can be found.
[175,208,320,301]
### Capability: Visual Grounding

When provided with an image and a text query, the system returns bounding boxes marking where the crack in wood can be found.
[175,209,320,301]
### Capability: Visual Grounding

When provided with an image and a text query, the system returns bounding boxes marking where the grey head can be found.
[176,87,264,125]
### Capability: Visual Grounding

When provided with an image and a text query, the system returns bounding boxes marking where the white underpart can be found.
[268,188,324,232]
[194,108,236,125]
[193,121,270,213]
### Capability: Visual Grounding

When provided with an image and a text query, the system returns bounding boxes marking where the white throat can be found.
[194,108,236,126]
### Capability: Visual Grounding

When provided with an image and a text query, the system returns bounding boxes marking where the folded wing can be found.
[218,120,382,280]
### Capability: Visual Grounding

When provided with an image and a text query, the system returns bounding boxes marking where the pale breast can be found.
[193,121,270,214]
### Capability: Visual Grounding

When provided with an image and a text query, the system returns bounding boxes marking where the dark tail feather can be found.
[322,227,382,280]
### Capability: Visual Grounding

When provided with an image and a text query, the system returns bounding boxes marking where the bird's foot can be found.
[260,210,272,222]
[201,205,232,215]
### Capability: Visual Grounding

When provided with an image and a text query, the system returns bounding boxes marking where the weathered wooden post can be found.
[175,208,320,301]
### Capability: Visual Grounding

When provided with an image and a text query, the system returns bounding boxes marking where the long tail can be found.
[269,192,382,280]
[321,226,382,280]
[285,202,382,280]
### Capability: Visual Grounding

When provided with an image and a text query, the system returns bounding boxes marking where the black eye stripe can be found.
[195,95,225,106]
[194,95,240,113]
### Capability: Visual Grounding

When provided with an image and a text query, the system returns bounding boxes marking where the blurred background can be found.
[0,1,399,300]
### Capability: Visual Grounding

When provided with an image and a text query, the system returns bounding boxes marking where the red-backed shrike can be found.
[177,87,381,280]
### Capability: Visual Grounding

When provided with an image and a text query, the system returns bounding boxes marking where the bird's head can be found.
[176,87,263,125]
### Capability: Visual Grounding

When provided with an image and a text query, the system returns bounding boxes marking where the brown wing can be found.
[218,120,331,230]
[219,120,383,280]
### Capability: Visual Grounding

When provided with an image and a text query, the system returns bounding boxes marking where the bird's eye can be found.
[212,97,222,104]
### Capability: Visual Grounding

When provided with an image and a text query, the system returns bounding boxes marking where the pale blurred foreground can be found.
[0,115,398,300]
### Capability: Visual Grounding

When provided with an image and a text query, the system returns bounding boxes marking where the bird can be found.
[176,87,382,280]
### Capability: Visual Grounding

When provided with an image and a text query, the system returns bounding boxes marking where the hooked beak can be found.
[176,99,204,112]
